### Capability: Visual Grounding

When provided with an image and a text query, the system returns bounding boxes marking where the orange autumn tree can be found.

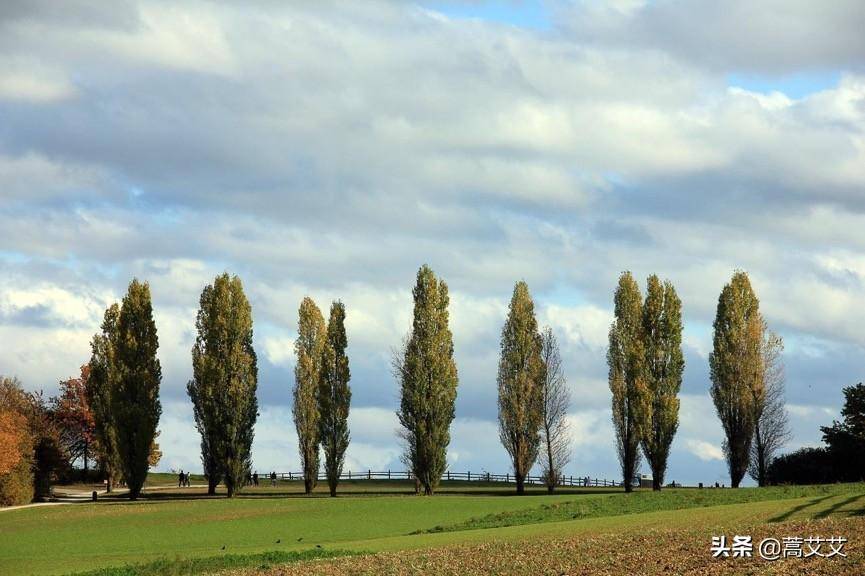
[0,409,27,475]
[53,365,97,473]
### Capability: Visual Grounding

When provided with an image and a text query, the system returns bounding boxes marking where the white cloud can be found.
[685,439,724,462]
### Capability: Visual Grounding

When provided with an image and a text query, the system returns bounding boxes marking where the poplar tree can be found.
[319,301,351,497]
[539,326,571,492]
[641,275,684,491]
[294,297,326,494]
[608,271,649,493]
[87,304,122,492]
[749,331,789,486]
[709,271,764,488]
[396,265,459,495]
[112,279,162,500]
[497,281,545,495]
[187,273,258,497]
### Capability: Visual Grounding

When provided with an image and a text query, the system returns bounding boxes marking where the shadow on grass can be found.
[814,492,865,519]
[769,494,837,523]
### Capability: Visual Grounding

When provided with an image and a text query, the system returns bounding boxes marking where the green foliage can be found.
[112,279,163,500]
[820,383,865,482]
[397,265,459,495]
[497,281,544,495]
[319,301,351,497]
[65,548,358,576]
[88,304,123,492]
[641,275,684,490]
[187,273,258,498]
[294,297,326,494]
[709,271,763,488]
[608,271,649,492]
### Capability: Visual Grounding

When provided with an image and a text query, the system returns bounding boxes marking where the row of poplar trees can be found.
[395,266,572,495]
[608,270,787,491]
[292,297,352,497]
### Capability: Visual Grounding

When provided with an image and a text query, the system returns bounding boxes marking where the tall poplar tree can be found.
[319,301,351,497]
[396,265,459,495]
[187,273,258,498]
[709,271,764,488]
[539,326,570,493]
[749,331,789,486]
[112,279,162,500]
[641,275,684,491]
[608,271,649,493]
[294,297,326,494]
[497,281,545,495]
[87,303,122,492]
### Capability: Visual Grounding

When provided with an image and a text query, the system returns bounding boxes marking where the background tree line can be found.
[6,265,864,506]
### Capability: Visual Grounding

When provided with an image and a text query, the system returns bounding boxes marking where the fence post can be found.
[447,471,450,481]
[467,471,471,481]
[368,469,371,480]
[288,472,292,481]
[388,470,391,480]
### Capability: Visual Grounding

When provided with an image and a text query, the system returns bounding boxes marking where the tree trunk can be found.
[515,473,525,495]
[304,477,314,495]
[208,476,218,495]
[545,429,555,493]
[652,477,661,491]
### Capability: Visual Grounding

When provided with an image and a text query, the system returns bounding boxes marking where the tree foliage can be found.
[397,265,459,495]
[111,279,163,500]
[188,273,258,497]
[538,327,570,492]
[749,331,790,486]
[319,301,351,497]
[294,297,326,494]
[497,281,545,495]
[821,383,865,482]
[52,365,97,474]
[709,271,764,488]
[608,272,650,493]
[0,377,34,505]
[641,275,684,491]
[87,303,123,492]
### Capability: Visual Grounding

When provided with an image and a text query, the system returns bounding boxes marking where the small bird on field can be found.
[316,544,322,549]
[297,537,303,542]
[276,539,281,544]
[221,545,225,550]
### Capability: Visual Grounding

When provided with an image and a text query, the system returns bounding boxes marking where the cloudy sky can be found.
[2,0,864,486]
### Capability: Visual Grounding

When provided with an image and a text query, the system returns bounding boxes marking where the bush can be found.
[0,456,34,506]
[767,447,835,485]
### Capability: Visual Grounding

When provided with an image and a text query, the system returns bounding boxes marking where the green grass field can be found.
[2,474,864,576]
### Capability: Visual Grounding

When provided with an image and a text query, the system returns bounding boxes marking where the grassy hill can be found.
[2,475,863,575]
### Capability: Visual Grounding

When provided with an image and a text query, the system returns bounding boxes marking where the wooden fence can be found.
[260,470,629,488]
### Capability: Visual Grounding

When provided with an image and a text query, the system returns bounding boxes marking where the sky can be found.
[1,0,864,487]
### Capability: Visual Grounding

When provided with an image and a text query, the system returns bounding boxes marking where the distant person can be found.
[253,472,259,487]
[185,472,191,487]
[271,471,277,487]
[178,470,185,487]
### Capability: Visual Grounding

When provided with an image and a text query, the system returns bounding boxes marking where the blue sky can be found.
[1,0,864,487]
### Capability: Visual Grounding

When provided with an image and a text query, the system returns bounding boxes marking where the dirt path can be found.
[0,484,209,513]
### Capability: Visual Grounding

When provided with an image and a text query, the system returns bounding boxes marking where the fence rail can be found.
[257,470,628,488]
